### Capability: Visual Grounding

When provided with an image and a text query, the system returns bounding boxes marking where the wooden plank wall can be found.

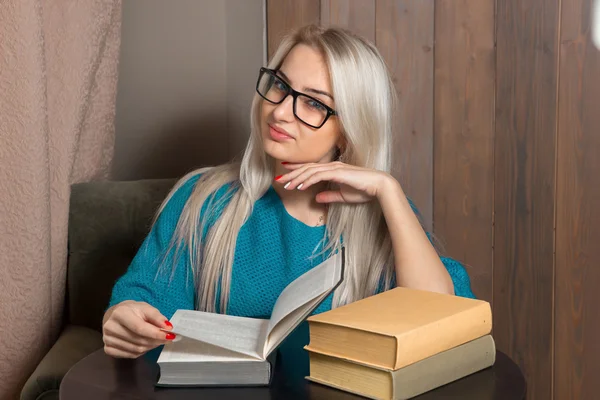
[555,0,600,399]
[433,0,495,307]
[375,0,435,232]
[494,1,559,400]
[265,1,600,398]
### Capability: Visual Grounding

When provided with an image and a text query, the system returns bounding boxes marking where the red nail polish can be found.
[166,333,176,340]
[164,320,173,328]
[275,175,283,180]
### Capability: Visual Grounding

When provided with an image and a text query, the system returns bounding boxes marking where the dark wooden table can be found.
[60,349,526,399]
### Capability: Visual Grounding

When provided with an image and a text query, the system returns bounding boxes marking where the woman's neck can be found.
[272,179,328,227]
[271,158,334,226]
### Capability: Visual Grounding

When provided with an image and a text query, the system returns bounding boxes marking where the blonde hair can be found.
[158,25,397,313]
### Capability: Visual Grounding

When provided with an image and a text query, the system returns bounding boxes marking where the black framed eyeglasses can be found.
[256,67,337,129]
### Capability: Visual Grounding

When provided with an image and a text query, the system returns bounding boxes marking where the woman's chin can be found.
[262,141,292,162]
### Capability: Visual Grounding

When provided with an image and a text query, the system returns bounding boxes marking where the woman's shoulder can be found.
[155,167,233,223]
[161,172,202,213]
[166,167,237,206]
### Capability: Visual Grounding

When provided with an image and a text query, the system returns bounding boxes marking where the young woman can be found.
[102,25,475,381]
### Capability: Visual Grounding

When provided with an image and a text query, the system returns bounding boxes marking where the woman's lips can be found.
[269,125,294,141]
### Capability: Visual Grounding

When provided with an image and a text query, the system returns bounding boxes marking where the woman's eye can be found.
[306,99,326,111]
[274,80,287,91]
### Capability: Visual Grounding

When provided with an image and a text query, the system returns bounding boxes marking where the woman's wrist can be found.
[376,174,414,221]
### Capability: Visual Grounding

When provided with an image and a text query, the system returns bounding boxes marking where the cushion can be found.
[67,178,177,331]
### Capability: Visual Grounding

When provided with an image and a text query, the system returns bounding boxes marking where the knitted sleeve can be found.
[406,198,476,299]
[107,175,202,319]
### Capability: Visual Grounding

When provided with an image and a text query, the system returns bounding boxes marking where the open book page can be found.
[169,310,268,360]
[158,336,261,363]
[263,250,344,357]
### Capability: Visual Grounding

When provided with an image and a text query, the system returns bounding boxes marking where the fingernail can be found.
[297,183,304,190]
[275,175,283,180]
[166,333,176,340]
[164,320,173,328]
[284,182,291,189]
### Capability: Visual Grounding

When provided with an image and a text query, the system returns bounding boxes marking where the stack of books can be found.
[304,287,495,400]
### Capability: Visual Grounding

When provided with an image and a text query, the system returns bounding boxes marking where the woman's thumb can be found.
[141,304,172,330]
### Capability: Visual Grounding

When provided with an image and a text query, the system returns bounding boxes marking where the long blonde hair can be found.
[158,25,397,313]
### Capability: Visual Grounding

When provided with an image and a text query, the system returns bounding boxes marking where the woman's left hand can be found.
[277,161,397,204]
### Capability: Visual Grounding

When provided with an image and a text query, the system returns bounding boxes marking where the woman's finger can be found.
[277,163,315,184]
[139,303,172,330]
[111,308,174,342]
[103,344,140,359]
[316,190,346,203]
[104,320,171,347]
[297,169,350,191]
[103,334,158,356]
[283,164,341,190]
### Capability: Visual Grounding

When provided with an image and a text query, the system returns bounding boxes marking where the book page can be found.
[157,336,259,363]
[263,249,344,357]
[169,310,268,360]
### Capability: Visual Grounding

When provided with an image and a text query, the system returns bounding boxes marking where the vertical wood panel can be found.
[266,0,320,60]
[494,0,559,399]
[321,0,375,43]
[376,0,435,231]
[262,2,600,397]
[555,0,600,398]
[433,0,495,303]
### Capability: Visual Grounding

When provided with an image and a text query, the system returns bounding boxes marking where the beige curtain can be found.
[0,1,122,398]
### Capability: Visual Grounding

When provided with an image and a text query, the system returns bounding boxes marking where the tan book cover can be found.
[306,287,491,369]
[306,335,496,400]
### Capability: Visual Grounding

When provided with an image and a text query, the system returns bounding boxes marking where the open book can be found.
[155,248,345,386]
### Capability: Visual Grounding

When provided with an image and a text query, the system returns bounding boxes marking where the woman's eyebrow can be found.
[277,70,334,100]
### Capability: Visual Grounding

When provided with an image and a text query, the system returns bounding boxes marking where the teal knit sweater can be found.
[108,174,475,382]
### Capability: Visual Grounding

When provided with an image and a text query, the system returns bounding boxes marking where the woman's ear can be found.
[333,143,346,163]
[336,135,347,154]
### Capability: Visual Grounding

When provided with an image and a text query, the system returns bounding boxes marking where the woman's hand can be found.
[276,161,395,204]
[102,300,176,358]
[278,161,454,295]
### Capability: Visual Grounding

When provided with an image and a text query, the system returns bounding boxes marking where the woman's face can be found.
[260,44,342,164]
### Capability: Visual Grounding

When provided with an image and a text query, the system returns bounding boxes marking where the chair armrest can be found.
[20,324,104,400]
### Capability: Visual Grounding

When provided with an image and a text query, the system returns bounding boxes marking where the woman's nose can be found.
[272,95,295,122]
